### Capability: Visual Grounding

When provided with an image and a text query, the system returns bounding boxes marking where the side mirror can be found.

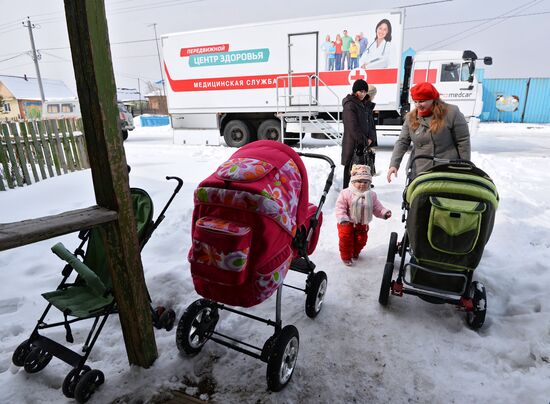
[483,57,493,66]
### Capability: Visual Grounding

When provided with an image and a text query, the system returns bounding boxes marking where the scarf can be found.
[417,107,433,117]
[349,188,373,225]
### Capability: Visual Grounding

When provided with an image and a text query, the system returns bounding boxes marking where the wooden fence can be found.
[0,118,89,191]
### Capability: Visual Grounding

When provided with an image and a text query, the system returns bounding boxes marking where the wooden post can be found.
[19,121,40,183]
[0,123,13,189]
[43,120,62,176]
[10,122,32,186]
[64,0,157,367]
[1,123,23,187]
[36,120,56,178]
[50,119,69,174]
[26,120,48,180]
[64,118,83,170]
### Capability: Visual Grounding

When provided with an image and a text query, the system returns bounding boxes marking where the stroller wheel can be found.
[63,365,91,398]
[176,299,219,355]
[266,325,299,392]
[386,232,398,263]
[305,271,328,318]
[12,339,32,367]
[159,308,176,332]
[378,262,394,306]
[74,369,105,403]
[23,347,53,373]
[466,281,487,330]
[152,306,166,329]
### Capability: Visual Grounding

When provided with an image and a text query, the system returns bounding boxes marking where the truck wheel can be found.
[223,120,251,147]
[258,119,282,141]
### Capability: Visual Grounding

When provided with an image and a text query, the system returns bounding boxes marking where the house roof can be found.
[0,74,75,101]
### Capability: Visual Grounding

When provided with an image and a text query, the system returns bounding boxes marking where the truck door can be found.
[437,60,479,119]
[411,58,479,121]
[288,32,318,106]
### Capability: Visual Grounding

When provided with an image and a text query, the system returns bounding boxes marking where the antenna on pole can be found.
[22,17,45,102]
[147,23,166,97]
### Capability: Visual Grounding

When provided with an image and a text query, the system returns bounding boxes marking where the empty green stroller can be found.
[11,176,183,403]
[378,157,499,329]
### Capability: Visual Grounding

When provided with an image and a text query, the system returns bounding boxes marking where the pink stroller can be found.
[176,140,334,391]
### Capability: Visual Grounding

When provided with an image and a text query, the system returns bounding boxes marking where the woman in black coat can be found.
[341,79,377,188]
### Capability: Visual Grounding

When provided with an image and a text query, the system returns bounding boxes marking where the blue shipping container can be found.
[481,79,528,123]
[522,78,550,124]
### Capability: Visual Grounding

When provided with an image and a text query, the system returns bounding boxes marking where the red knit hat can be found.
[410,82,440,101]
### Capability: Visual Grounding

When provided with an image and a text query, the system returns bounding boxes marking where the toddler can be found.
[336,164,391,266]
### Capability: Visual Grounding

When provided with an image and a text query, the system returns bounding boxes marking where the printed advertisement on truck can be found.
[163,10,404,113]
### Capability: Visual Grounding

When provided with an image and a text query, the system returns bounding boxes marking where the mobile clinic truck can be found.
[161,9,491,146]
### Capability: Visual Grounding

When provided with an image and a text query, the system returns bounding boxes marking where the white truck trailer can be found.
[161,9,491,146]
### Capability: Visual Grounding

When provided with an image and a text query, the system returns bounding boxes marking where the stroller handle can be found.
[296,152,336,245]
[410,154,476,168]
[166,176,184,193]
[297,152,336,196]
[140,176,184,250]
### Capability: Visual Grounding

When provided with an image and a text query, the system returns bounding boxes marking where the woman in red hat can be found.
[386,82,471,182]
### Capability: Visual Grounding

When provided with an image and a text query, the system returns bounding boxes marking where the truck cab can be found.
[410,50,492,122]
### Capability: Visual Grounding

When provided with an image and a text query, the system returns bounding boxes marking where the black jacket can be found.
[341,94,377,165]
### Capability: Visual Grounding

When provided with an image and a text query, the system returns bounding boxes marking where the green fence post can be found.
[10,122,33,186]
[19,121,40,183]
[1,123,23,187]
[27,120,48,180]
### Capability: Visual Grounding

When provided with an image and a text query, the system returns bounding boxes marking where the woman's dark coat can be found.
[341,94,377,166]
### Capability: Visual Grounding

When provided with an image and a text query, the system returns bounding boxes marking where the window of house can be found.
[61,103,74,113]
[2,103,11,112]
[47,104,61,113]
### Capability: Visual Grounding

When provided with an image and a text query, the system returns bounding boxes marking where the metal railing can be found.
[275,74,342,147]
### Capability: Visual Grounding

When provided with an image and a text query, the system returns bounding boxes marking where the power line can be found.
[40,51,71,62]
[407,10,550,29]
[418,0,545,50]
[0,52,28,64]
[107,0,205,15]
[0,61,35,72]
[396,0,454,8]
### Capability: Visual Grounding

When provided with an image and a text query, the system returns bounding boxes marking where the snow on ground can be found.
[1,122,549,403]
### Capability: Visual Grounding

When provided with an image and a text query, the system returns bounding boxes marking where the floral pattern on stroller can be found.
[178,140,335,391]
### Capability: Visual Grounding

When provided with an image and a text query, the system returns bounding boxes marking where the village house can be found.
[0,74,76,120]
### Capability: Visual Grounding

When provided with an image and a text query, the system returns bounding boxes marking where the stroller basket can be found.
[403,261,469,296]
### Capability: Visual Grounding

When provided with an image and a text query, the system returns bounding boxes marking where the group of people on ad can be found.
[337,79,471,266]
[320,19,393,71]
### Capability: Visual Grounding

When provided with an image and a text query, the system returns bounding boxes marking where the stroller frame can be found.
[12,176,183,403]
[379,157,497,329]
[176,152,335,392]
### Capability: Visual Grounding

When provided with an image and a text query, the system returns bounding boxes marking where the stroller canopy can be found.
[199,140,310,235]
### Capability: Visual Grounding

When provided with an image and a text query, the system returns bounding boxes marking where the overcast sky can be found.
[0,0,548,92]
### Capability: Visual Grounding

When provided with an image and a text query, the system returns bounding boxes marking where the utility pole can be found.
[148,23,166,97]
[22,17,45,102]
[137,78,142,115]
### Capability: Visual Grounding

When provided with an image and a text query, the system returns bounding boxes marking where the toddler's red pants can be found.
[337,222,369,261]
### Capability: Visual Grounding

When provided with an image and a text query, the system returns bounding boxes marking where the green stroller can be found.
[378,157,499,329]
[11,176,183,403]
